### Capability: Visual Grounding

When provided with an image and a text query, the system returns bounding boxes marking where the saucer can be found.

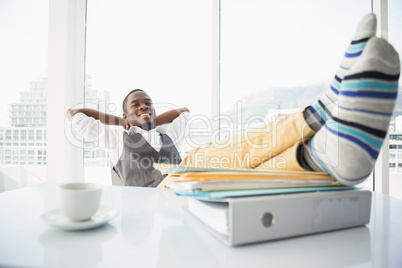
[40,206,117,231]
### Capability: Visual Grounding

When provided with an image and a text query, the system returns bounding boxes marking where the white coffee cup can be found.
[59,182,102,222]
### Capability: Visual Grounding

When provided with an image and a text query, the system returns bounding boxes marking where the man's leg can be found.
[254,142,307,171]
[181,13,381,171]
[301,37,400,185]
[305,13,377,131]
[255,14,378,172]
[181,111,315,169]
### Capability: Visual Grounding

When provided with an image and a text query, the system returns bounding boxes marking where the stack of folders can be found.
[164,167,372,246]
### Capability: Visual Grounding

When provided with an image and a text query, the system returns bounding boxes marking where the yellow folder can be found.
[164,166,337,191]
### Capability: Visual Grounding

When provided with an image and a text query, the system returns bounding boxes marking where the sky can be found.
[85,0,370,116]
[0,0,48,126]
[1,0,401,127]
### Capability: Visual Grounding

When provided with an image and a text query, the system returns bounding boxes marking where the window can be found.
[85,0,212,184]
[220,0,372,189]
[221,0,369,124]
[0,0,399,195]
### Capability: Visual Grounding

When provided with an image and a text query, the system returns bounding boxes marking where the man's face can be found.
[123,91,156,130]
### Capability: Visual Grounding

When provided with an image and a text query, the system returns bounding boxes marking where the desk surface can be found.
[0,183,401,268]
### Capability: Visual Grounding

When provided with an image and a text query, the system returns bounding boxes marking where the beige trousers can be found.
[180,109,316,171]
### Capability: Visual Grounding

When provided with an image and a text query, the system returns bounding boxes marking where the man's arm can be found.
[156,107,189,126]
[67,107,190,129]
[67,108,128,128]
[67,108,123,163]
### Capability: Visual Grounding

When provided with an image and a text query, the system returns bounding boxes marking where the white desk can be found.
[0,183,401,268]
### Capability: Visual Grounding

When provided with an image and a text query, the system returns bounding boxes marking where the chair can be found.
[110,160,124,186]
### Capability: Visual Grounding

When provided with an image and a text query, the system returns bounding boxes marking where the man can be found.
[68,89,189,187]
[69,14,400,188]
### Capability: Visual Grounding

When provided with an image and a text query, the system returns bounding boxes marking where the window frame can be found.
[372,0,390,194]
[46,0,86,182]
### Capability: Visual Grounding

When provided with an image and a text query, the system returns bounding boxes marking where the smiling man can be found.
[122,89,156,131]
[67,89,189,187]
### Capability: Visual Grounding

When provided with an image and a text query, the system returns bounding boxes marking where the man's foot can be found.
[301,37,400,185]
[304,13,377,131]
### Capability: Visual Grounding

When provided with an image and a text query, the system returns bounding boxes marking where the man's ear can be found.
[122,113,131,129]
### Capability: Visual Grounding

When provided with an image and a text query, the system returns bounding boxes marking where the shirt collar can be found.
[127,125,165,135]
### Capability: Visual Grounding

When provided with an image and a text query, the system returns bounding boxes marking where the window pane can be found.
[388,0,402,200]
[220,0,371,186]
[0,0,48,191]
[85,0,212,184]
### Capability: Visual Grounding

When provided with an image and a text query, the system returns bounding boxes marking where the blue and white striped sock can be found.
[304,13,377,131]
[302,37,400,185]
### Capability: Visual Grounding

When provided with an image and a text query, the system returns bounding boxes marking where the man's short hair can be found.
[122,89,145,113]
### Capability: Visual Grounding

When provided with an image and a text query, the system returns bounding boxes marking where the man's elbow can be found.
[67,108,77,120]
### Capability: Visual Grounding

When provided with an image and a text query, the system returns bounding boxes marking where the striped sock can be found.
[304,13,377,131]
[302,37,400,185]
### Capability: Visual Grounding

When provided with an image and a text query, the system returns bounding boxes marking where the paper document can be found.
[167,166,331,176]
[173,186,357,200]
[165,166,337,192]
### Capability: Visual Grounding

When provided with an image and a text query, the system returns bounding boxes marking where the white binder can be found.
[188,190,372,246]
